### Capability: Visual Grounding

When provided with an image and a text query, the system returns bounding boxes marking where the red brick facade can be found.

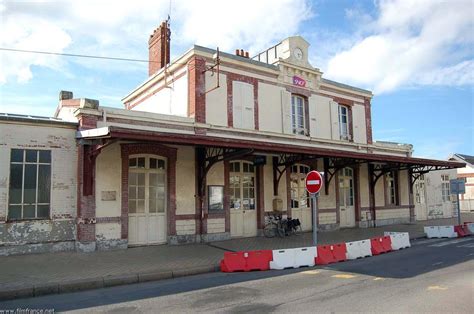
[188,57,206,123]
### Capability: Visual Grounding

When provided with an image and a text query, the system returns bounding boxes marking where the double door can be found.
[128,156,167,245]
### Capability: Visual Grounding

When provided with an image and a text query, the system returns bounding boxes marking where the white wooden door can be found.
[415,177,427,220]
[128,156,167,245]
[339,168,355,228]
[230,161,257,237]
[290,164,312,231]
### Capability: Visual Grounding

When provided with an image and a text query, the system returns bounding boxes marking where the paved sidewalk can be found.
[0,213,472,300]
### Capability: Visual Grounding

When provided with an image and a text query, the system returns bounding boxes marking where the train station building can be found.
[0,21,464,254]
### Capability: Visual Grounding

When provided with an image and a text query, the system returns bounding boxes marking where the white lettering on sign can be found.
[293,76,306,87]
[307,180,320,185]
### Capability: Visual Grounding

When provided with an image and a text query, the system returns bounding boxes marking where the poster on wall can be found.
[208,185,224,212]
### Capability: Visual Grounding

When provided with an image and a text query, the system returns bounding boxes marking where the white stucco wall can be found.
[0,122,78,221]
[0,121,78,248]
[131,73,188,116]
[175,146,196,215]
[95,142,121,218]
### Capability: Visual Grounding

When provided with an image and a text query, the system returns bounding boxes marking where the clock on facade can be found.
[294,48,303,60]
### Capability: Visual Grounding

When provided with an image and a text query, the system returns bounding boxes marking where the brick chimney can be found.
[148,20,171,76]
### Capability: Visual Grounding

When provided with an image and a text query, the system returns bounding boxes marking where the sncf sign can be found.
[292,76,306,87]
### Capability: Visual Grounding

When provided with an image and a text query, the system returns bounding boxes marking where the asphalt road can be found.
[1,237,473,313]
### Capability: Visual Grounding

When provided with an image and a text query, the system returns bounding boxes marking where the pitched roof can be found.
[452,153,474,166]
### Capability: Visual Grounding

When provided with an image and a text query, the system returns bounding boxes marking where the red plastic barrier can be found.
[220,252,247,272]
[316,245,336,265]
[454,225,468,237]
[245,250,273,271]
[381,236,392,252]
[370,237,385,255]
[332,243,347,262]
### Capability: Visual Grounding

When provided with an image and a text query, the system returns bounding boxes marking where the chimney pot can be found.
[235,49,240,56]
[240,49,244,56]
[59,90,73,101]
[245,51,249,58]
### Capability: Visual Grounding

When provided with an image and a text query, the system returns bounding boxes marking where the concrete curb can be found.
[0,263,221,301]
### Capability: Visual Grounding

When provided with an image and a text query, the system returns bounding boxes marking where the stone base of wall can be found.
[358,220,375,228]
[97,239,128,251]
[375,217,410,226]
[75,241,96,253]
[0,241,75,256]
[318,223,339,231]
[201,232,230,242]
[168,234,201,245]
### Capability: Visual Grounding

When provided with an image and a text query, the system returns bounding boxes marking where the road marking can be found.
[427,285,448,291]
[432,262,443,266]
[429,238,473,247]
[373,277,385,281]
[332,274,357,279]
[457,243,474,248]
[413,238,448,246]
[301,270,321,275]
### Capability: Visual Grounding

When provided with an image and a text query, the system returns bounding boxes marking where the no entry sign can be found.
[305,170,323,194]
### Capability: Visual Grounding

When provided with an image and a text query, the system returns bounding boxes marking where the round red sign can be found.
[305,170,323,194]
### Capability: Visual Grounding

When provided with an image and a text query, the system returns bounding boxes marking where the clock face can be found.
[294,48,303,60]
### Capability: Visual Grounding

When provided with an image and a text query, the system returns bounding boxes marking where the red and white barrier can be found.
[465,222,474,234]
[220,230,417,273]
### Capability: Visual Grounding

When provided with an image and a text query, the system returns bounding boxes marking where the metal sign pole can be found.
[312,193,318,246]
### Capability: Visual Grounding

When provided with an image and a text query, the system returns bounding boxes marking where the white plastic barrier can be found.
[384,232,411,250]
[293,246,316,268]
[438,226,457,238]
[359,239,372,257]
[346,240,364,260]
[424,226,457,238]
[270,247,317,270]
[424,226,439,238]
[465,223,474,234]
[270,249,295,270]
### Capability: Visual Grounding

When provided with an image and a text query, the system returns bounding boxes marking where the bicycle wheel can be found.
[276,222,286,238]
[293,224,302,235]
[263,223,276,238]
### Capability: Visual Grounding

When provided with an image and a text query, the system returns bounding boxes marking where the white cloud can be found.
[325,0,474,94]
[0,0,312,83]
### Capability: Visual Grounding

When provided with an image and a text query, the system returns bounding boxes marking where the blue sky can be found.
[0,0,473,159]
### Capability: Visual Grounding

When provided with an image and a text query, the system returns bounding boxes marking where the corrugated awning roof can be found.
[78,126,464,170]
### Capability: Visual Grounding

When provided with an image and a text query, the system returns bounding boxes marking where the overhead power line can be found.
[0,47,155,63]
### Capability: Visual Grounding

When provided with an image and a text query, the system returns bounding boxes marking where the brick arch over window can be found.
[120,143,177,240]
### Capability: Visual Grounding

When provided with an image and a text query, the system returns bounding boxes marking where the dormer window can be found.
[338,105,350,140]
[291,95,306,135]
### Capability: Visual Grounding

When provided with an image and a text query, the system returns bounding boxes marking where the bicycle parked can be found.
[263,213,302,238]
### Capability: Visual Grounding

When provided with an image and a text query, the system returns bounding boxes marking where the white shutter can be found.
[308,95,317,137]
[232,81,243,129]
[241,83,254,130]
[330,100,340,140]
[281,90,292,134]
